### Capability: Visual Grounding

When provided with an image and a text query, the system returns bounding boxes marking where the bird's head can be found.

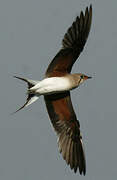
[80,73,92,83]
[72,73,92,87]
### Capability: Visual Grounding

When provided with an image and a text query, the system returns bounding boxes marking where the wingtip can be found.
[86,4,92,11]
[89,4,92,15]
[90,4,92,8]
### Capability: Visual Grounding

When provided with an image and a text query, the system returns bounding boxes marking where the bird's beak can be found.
[84,76,92,80]
[87,76,92,79]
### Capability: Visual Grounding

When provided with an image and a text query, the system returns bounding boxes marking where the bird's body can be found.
[14,5,92,175]
[29,76,73,95]
[28,74,88,95]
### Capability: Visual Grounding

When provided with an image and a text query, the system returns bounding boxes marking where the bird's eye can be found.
[80,75,84,79]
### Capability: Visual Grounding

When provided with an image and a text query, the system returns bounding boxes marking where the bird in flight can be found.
[14,5,92,175]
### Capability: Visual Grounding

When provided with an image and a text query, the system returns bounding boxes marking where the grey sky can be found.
[0,0,117,179]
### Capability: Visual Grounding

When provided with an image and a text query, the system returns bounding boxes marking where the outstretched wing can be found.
[44,92,86,174]
[45,5,92,77]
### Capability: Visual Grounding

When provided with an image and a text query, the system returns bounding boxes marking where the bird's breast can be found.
[35,77,75,95]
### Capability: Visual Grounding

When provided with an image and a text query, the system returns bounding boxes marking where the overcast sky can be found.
[0,0,117,179]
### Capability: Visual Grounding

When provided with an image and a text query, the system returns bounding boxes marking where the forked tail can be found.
[13,76,40,113]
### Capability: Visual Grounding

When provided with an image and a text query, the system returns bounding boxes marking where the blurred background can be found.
[0,0,117,179]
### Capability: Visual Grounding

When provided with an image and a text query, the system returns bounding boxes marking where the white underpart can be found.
[25,96,39,107]
[27,79,40,85]
[30,77,73,95]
